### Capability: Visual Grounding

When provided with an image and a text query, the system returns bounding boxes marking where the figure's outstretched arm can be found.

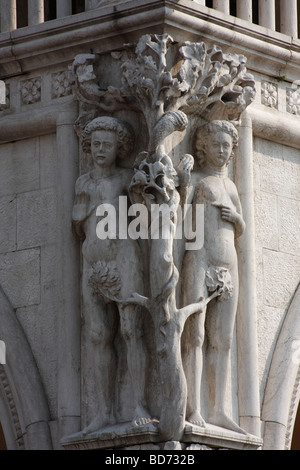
[175,154,194,207]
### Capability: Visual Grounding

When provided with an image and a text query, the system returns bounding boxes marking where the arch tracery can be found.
[0,286,52,450]
[262,283,300,450]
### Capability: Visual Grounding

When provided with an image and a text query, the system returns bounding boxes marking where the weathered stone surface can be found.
[257,305,284,394]
[263,249,300,310]
[0,195,17,253]
[39,134,57,190]
[163,441,183,450]
[0,139,39,197]
[185,444,213,450]
[257,140,300,200]
[254,191,278,251]
[278,197,300,255]
[17,188,57,250]
[0,248,40,308]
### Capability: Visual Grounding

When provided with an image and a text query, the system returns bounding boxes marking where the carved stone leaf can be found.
[177,42,206,92]
[71,54,102,100]
[205,266,234,302]
[135,34,161,57]
[171,42,256,120]
[88,260,122,301]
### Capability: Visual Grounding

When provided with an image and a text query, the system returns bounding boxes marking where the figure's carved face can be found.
[91,130,118,168]
[205,131,233,168]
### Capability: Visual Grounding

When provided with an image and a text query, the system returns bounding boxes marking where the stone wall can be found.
[0,133,59,427]
[254,137,300,400]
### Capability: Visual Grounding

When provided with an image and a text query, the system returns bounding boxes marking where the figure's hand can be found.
[176,154,194,187]
[72,192,89,222]
[212,203,239,224]
[212,202,245,237]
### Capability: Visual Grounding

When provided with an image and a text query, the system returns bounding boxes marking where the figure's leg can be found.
[116,241,151,426]
[119,304,151,426]
[182,313,206,427]
[181,252,207,427]
[82,268,118,434]
[205,264,246,434]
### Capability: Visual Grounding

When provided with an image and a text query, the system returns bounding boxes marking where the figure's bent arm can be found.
[72,176,90,240]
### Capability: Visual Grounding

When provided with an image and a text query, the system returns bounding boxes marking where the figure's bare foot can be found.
[187,411,206,428]
[82,412,115,435]
[209,412,247,435]
[132,405,153,427]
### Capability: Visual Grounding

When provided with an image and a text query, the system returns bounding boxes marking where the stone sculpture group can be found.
[70,34,256,443]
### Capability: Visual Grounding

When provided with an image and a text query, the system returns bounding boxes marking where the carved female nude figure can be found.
[72,116,150,433]
[181,120,246,434]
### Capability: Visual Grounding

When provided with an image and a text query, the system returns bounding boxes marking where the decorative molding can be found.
[51,71,74,99]
[0,366,25,449]
[286,86,300,116]
[261,81,278,109]
[20,77,41,105]
[249,105,300,149]
[0,1,300,80]
[285,364,300,449]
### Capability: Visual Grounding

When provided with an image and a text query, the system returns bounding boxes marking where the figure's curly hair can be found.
[193,120,238,167]
[81,116,134,161]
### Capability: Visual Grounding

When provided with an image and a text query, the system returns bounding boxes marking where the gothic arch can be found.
[0,286,52,450]
[262,283,300,450]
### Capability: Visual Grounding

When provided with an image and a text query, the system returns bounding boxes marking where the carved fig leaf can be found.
[71,55,100,96]
[205,266,234,302]
[88,261,121,301]
[71,54,130,134]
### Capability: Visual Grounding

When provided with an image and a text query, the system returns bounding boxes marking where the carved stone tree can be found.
[66,34,256,447]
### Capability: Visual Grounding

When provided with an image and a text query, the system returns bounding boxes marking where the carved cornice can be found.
[0,0,300,80]
[1,102,300,151]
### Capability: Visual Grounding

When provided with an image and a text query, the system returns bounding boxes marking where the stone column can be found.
[236,0,252,22]
[259,0,276,30]
[235,112,261,437]
[280,0,298,37]
[0,0,17,33]
[56,0,72,19]
[28,0,44,26]
[56,102,81,442]
[213,0,230,14]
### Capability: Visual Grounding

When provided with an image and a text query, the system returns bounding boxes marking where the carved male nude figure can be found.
[72,117,150,433]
